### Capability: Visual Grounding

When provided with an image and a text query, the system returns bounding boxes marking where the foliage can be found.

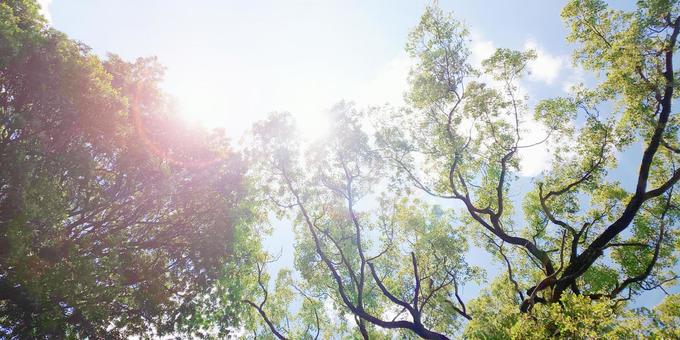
[0,1,251,338]
[3,0,680,339]
[243,105,481,339]
[243,0,680,339]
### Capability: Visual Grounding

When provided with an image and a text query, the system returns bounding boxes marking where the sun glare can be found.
[295,110,331,141]
[173,87,331,142]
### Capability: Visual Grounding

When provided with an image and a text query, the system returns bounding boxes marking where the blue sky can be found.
[40,0,676,311]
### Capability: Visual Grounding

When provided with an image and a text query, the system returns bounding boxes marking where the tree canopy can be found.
[0,1,251,338]
[2,0,680,339]
[242,0,680,338]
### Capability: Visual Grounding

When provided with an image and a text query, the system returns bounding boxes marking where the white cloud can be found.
[561,64,586,93]
[524,39,564,85]
[464,35,558,177]
[37,0,52,23]
[470,33,495,67]
[343,313,357,328]
[517,119,552,177]
[353,53,412,107]
[459,80,553,177]
[323,299,340,323]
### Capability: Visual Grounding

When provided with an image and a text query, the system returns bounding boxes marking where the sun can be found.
[173,88,331,142]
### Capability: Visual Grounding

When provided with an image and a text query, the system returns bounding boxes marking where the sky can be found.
[43,0,574,164]
[41,0,676,312]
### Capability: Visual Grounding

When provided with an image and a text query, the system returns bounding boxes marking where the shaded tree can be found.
[0,1,249,337]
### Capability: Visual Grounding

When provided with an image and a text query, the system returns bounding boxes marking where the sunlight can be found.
[10,1,680,338]
[174,95,330,142]
[171,73,332,142]
[295,110,331,142]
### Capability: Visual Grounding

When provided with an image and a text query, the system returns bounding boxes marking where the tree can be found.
[245,107,481,339]
[0,1,250,338]
[244,1,680,338]
[4,0,680,338]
